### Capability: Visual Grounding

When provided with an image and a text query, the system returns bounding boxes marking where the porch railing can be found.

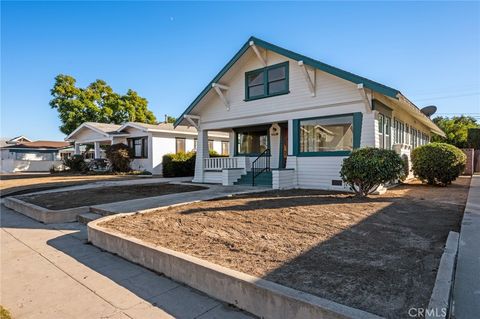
[204,157,240,170]
[252,149,271,186]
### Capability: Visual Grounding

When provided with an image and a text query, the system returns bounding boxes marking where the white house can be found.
[174,36,445,189]
[1,140,70,173]
[65,122,230,174]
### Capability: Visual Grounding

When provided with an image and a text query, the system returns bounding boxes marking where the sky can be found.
[1,1,479,141]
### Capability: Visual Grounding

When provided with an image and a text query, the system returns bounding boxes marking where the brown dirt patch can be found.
[0,173,143,197]
[18,183,207,210]
[101,177,470,318]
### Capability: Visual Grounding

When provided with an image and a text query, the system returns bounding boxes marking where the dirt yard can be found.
[0,173,143,197]
[102,177,470,318]
[18,183,207,209]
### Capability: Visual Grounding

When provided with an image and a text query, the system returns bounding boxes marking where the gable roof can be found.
[174,36,402,127]
[65,122,124,140]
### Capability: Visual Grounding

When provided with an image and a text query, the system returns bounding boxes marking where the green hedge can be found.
[340,147,404,197]
[162,151,196,177]
[411,142,466,186]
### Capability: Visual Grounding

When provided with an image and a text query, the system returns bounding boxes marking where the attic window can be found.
[245,62,289,101]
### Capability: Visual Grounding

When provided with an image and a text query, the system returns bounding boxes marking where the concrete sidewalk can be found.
[0,205,254,319]
[91,184,266,214]
[452,174,480,318]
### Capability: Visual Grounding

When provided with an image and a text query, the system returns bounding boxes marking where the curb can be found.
[426,231,459,319]
[88,214,383,319]
[4,197,89,223]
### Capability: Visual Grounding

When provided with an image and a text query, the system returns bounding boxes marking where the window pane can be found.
[237,131,268,154]
[268,80,286,94]
[176,138,185,154]
[247,71,264,86]
[299,116,353,152]
[208,140,214,151]
[221,141,229,155]
[248,84,264,98]
[268,66,285,82]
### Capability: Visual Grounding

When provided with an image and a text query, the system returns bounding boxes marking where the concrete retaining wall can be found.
[426,231,459,319]
[88,216,383,319]
[3,197,89,223]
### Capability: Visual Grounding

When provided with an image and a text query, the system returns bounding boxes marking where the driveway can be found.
[0,205,254,319]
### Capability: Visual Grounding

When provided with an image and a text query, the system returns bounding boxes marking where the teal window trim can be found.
[244,62,289,101]
[292,112,363,157]
[233,125,271,156]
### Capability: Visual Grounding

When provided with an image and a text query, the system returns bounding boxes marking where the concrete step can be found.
[89,206,116,216]
[77,212,102,225]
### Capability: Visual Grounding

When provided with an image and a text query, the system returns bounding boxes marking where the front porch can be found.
[193,122,296,188]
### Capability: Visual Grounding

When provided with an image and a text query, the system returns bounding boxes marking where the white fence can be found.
[0,159,64,173]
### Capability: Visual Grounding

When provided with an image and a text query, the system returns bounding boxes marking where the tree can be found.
[432,116,480,148]
[50,75,156,135]
[165,115,177,124]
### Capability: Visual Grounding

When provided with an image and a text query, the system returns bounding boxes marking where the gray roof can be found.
[85,122,122,134]
[126,122,198,133]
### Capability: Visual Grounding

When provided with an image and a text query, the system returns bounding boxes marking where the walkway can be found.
[452,174,480,318]
[0,205,254,319]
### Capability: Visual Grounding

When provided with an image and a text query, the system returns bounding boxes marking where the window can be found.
[236,129,269,155]
[221,141,229,155]
[127,137,148,158]
[394,119,405,144]
[245,62,289,100]
[299,115,354,153]
[208,140,214,151]
[377,113,391,149]
[175,138,186,154]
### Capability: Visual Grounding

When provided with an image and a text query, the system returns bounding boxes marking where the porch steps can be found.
[77,212,102,225]
[89,206,116,216]
[234,171,272,187]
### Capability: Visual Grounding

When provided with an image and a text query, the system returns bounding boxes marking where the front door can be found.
[280,125,288,168]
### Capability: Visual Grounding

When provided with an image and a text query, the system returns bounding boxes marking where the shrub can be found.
[105,143,132,173]
[162,151,196,177]
[63,154,87,172]
[340,147,404,197]
[411,142,466,186]
[467,128,480,149]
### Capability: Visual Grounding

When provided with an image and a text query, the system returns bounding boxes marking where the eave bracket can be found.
[212,83,230,110]
[184,114,200,129]
[298,61,316,97]
[249,41,267,67]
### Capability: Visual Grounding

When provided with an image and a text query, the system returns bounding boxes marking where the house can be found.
[174,36,445,189]
[65,122,230,174]
[1,140,71,173]
[0,135,32,147]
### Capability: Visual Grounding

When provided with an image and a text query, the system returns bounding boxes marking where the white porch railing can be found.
[204,157,242,170]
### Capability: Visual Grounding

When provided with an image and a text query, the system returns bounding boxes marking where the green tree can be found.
[432,115,480,148]
[165,115,177,124]
[50,75,156,135]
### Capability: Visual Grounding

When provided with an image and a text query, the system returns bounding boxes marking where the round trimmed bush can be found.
[340,147,404,197]
[411,143,466,186]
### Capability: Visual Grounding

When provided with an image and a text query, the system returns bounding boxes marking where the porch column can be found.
[94,141,101,159]
[193,129,209,183]
[74,143,81,155]
[229,130,235,156]
[288,119,294,156]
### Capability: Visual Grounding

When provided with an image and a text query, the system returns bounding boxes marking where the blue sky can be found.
[1,1,479,140]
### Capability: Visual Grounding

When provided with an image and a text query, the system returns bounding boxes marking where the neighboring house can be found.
[174,36,445,189]
[1,140,71,173]
[65,122,230,174]
[0,135,32,148]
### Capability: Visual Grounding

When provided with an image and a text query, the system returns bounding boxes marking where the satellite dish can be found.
[420,105,437,117]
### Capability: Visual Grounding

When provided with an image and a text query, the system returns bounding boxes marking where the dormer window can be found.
[245,62,289,101]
